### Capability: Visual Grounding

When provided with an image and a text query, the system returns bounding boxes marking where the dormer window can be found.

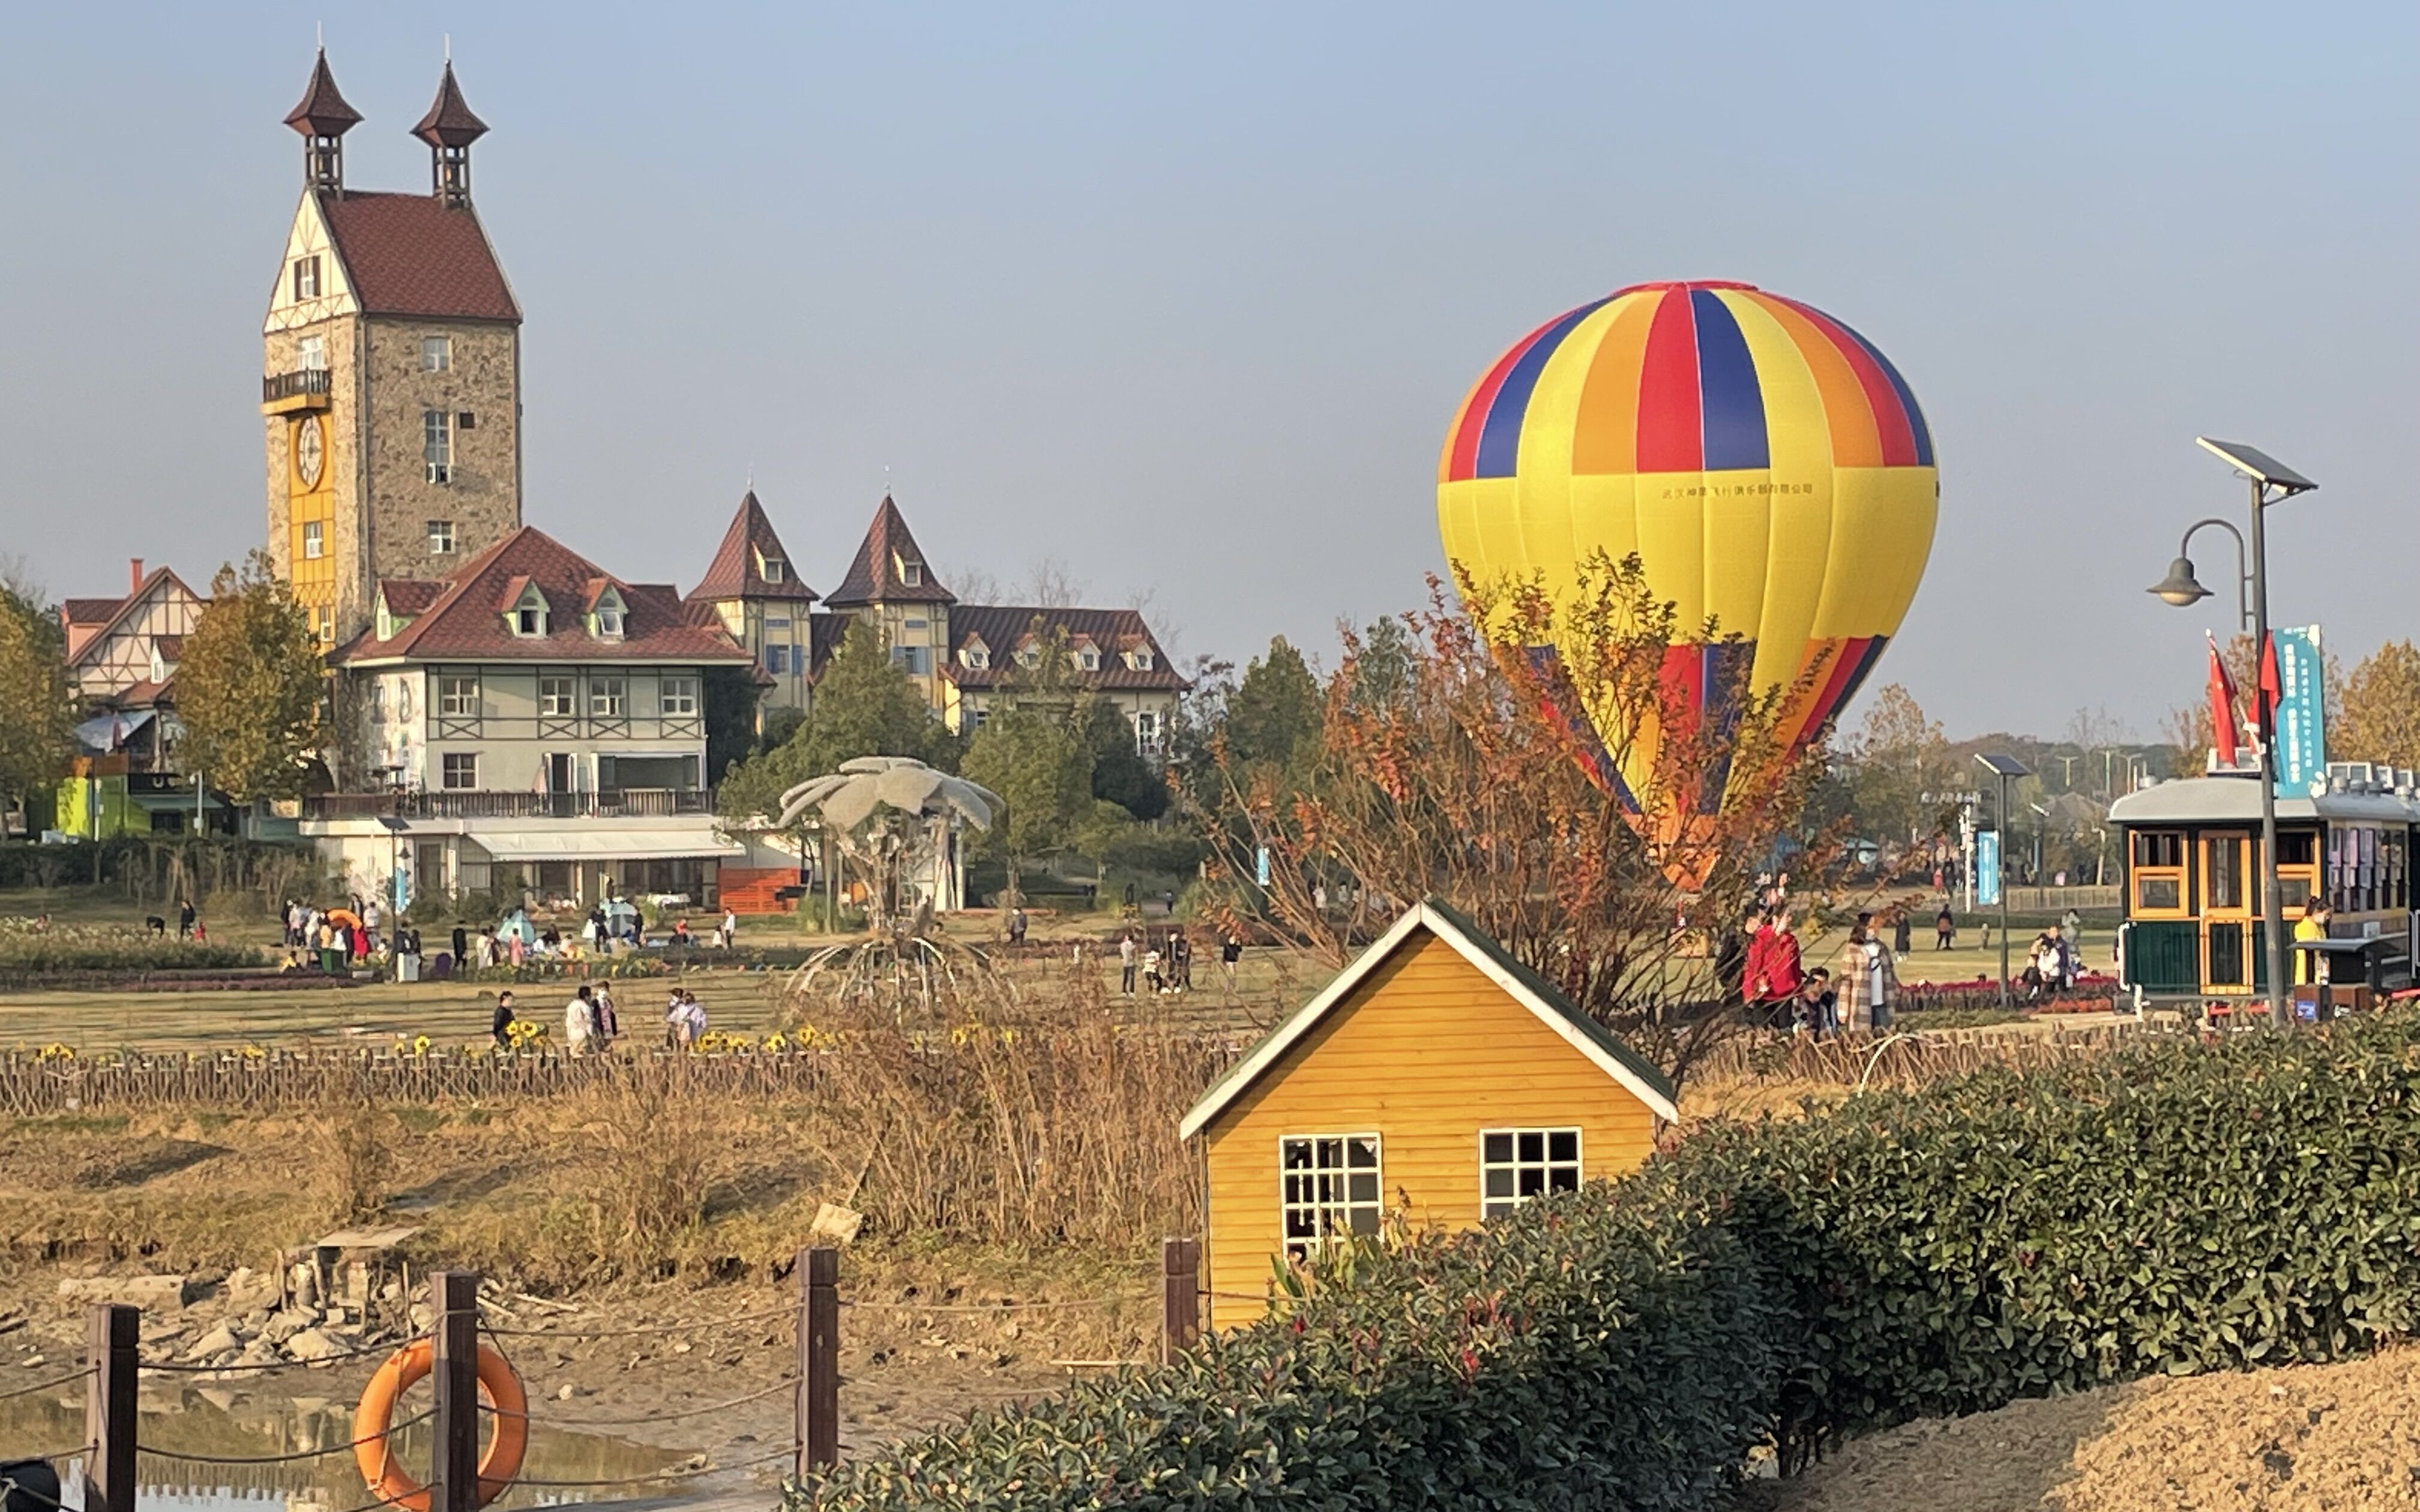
[1126,647,1155,671]
[757,551,786,584]
[962,641,990,670]
[590,587,627,641]
[1076,646,1100,671]
[896,556,924,587]
[1015,644,1040,670]
[510,587,550,638]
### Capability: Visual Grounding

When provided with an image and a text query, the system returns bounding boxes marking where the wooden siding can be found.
[1200,929,1657,1327]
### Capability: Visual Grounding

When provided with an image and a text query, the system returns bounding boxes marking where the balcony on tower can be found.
[262,366,334,415]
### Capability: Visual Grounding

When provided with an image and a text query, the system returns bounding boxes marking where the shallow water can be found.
[2,1383,694,1511]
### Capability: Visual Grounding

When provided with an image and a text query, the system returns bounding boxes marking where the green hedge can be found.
[793,1014,2420,1510]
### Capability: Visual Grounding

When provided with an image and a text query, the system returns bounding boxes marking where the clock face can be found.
[294,415,325,490]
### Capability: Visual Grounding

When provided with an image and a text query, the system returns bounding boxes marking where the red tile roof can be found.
[285,50,363,138]
[321,190,519,322]
[822,496,955,608]
[412,62,489,148]
[62,568,200,670]
[62,598,124,626]
[687,491,819,604]
[944,606,1190,692]
[338,527,751,665]
[377,579,445,617]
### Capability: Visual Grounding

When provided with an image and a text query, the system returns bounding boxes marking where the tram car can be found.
[2110,761,2419,1018]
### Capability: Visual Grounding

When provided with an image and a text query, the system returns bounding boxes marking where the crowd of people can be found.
[1736,904,1903,1036]
[1115,926,1247,996]
[271,898,744,979]
[484,981,715,1055]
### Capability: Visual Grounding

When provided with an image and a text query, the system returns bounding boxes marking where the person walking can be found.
[1119,932,1138,995]
[592,983,620,1049]
[1220,931,1243,996]
[1934,905,1955,950]
[2295,901,2332,988]
[1837,913,1897,1033]
[1891,911,1912,956]
[177,898,196,940]
[564,985,599,1055]
[719,908,738,950]
[363,897,383,955]
[490,989,518,1048]
[1008,907,1028,946]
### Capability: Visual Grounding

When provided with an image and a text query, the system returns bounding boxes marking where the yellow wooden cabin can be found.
[1179,897,1679,1325]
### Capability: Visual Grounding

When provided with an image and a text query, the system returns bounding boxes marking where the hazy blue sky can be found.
[3,2,2413,741]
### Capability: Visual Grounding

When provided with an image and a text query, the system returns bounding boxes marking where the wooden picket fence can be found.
[0,1046,828,1116]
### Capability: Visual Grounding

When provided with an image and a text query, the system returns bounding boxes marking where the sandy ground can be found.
[1739,1345,2420,1511]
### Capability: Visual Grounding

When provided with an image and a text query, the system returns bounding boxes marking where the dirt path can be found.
[1741,1346,2420,1511]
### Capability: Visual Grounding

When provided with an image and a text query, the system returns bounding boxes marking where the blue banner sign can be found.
[1976,830,2002,907]
[2271,625,2328,799]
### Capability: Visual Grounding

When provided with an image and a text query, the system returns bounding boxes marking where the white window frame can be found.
[1478,1127,1582,1220]
[539,676,577,717]
[1135,709,1159,751]
[440,752,478,791]
[593,597,626,640]
[590,674,627,718]
[421,334,452,372]
[293,257,321,301]
[510,590,548,638]
[315,605,334,644]
[301,520,324,560]
[765,644,789,674]
[423,409,453,484]
[760,554,785,583]
[897,557,923,587]
[963,643,989,670]
[1076,647,1100,671]
[427,519,456,555]
[296,334,327,371]
[1279,1133,1383,1261]
[1129,647,1155,671]
[661,676,699,717]
[437,674,480,718]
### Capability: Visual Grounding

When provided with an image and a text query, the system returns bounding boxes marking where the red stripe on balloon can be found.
[1634,289,1704,473]
[1771,298,1917,467]
[1804,635,1877,736]
[1444,335,1532,482]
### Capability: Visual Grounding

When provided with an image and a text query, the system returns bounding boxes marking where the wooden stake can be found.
[431,1271,480,1512]
[83,1304,138,1512]
[797,1246,840,1475]
[1161,1236,1200,1364]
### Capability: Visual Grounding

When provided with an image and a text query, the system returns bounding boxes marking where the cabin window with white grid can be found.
[301,521,324,560]
[1279,1135,1381,1260]
[594,602,625,639]
[293,257,321,301]
[539,676,577,717]
[437,674,480,718]
[423,409,453,483]
[590,676,626,718]
[441,752,478,790]
[421,335,451,371]
[427,520,455,555]
[660,676,698,717]
[1479,1129,1581,1220]
[297,334,326,371]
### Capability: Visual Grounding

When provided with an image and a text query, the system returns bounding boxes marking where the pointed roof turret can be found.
[687,491,819,605]
[413,60,489,148]
[285,49,363,138]
[824,495,956,608]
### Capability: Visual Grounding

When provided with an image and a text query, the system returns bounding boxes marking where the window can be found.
[1280,1135,1382,1261]
[441,752,478,790]
[438,674,480,717]
[962,643,989,670]
[510,590,548,638]
[297,334,326,371]
[1128,647,1155,671]
[897,558,923,587]
[1480,1129,1581,1220]
[661,676,698,716]
[2137,875,2183,911]
[540,676,577,716]
[890,645,931,676]
[1076,646,1100,671]
[301,520,324,560]
[2131,832,2183,867]
[2207,836,2245,910]
[427,520,455,555]
[421,335,451,371]
[904,617,928,632]
[315,605,334,643]
[423,410,453,484]
[457,411,476,430]
[590,676,627,718]
[1135,710,1159,751]
[765,644,789,674]
[760,555,786,583]
[1015,645,1040,670]
[766,616,792,630]
[292,256,321,301]
[594,604,625,640]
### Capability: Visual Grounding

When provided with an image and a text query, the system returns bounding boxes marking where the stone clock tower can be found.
[262,50,523,647]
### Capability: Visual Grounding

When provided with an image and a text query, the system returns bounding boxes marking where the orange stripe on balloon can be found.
[1739,292,1883,469]
[1568,293,1657,476]
[1768,296,1916,467]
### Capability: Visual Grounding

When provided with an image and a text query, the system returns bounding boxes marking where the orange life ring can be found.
[352,1337,528,1511]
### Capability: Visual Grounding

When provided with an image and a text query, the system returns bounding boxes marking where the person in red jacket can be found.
[1748,906,1805,1028]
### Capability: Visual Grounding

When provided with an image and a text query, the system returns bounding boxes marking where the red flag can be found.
[2207,634,2239,767]
[2252,632,2282,749]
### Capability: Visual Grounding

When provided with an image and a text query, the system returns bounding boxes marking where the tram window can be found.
[2277,832,2316,866]
[2280,874,2314,910]
[2138,876,2182,911]
[2132,832,2184,868]
[2208,839,2244,909]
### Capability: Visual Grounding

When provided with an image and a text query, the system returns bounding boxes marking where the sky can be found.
[2,2,2413,742]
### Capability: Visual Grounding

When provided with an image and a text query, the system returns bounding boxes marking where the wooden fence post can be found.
[83,1304,138,1512]
[1161,1237,1200,1364]
[796,1247,840,1476]
[431,1271,481,1512]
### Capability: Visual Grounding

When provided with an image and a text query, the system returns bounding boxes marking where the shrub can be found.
[0,917,260,974]
[795,1012,2420,1510]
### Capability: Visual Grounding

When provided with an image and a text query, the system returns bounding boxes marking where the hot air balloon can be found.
[1436,280,1937,848]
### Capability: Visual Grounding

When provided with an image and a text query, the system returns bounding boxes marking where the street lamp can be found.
[1976,752,2029,1010]
[2148,437,2317,1030]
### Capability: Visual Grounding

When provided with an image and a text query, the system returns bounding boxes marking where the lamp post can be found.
[2147,437,2318,1030]
[1976,753,2029,1010]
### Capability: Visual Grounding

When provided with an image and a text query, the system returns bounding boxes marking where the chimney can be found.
[130,558,145,593]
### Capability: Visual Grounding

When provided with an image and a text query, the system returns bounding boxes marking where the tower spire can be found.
[413,59,489,208]
[284,48,362,194]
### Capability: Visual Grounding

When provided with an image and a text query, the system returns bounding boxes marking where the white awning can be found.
[467,829,745,863]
